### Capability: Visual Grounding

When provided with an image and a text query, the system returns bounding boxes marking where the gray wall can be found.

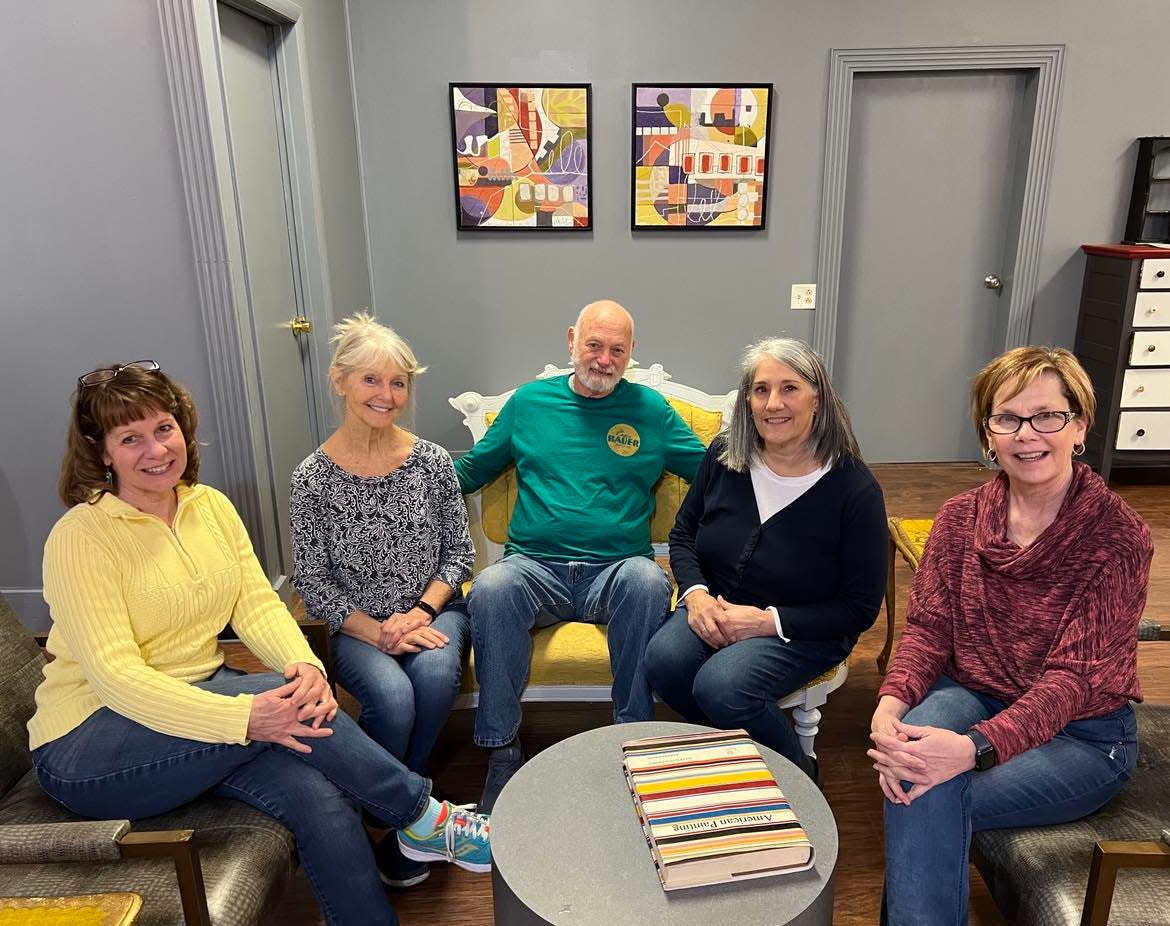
[346,0,1170,452]
[0,0,368,629]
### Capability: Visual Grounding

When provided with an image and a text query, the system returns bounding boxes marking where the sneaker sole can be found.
[398,841,492,874]
[378,868,430,889]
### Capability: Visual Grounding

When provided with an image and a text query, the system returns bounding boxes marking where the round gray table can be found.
[490,722,838,926]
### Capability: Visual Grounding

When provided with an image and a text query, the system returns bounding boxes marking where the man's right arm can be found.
[454,394,517,494]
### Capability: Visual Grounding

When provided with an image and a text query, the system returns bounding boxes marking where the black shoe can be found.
[800,753,822,789]
[374,832,430,888]
[479,739,525,813]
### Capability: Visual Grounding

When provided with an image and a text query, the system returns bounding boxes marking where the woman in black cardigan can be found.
[644,337,887,780]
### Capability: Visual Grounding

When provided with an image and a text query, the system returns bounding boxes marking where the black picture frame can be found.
[449,83,594,232]
[630,83,774,231]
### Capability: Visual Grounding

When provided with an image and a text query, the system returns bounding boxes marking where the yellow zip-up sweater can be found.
[29,484,325,751]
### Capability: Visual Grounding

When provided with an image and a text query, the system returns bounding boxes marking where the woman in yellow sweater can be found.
[29,361,490,926]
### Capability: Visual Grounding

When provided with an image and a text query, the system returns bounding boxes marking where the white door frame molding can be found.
[812,44,1065,375]
[156,0,334,569]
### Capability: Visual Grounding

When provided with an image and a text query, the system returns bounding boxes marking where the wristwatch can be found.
[414,600,438,619]
[965,728,997,771]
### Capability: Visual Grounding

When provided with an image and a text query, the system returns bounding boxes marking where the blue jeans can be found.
[644,605,852,765]
[468,553,673,746]
[882,676,1138,926]
[33,668,431,926]
[332,607,469,774]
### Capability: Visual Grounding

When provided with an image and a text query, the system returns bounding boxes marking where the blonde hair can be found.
[720,337,860,472]
[970,346,1096,452]
[60,365,200,507]
[330,312,427,388]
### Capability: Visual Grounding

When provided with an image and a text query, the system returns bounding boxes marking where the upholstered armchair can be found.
[0,593,297,925]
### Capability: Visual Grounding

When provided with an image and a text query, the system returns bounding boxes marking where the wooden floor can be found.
[241,463,1170,925]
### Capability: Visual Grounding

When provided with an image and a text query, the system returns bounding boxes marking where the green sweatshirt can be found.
[455,375,705,562]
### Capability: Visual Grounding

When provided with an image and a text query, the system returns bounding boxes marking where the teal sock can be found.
[405,797,444,837]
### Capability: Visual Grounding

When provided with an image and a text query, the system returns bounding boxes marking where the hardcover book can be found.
[621,728,814,891]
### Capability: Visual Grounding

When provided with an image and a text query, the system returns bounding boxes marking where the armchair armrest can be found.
[1081,835,1170,926]
[0,820,130,863]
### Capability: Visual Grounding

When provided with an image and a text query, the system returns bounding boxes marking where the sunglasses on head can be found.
[77,360,161,390]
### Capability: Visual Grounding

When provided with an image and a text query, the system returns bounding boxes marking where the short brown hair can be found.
[59,364,201,507]
[970,346,1095,452]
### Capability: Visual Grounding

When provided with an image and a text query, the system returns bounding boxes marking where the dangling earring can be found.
[983,447,998,463]
[1073,442,1086,457]
[104,466,114,484]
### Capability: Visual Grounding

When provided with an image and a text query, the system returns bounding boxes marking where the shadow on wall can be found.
[0,467,46,632]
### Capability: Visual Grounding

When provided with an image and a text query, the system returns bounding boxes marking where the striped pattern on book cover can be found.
[621,728,814,891]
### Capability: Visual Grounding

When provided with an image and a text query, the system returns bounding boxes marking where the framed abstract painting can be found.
[450,83,593,231]
[631,84,774,230]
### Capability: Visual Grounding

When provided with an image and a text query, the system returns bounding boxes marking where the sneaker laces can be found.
[441,805,489,861]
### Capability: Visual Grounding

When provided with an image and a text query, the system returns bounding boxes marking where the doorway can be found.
[835,70,1033,462]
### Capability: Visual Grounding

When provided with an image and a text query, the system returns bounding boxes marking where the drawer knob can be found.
[1137,385,1146,393]
[1150,307,1159,315]
[1148,345,1157,353]
[1137,428,1147,437]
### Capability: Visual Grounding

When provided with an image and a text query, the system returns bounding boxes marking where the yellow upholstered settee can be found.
[448,363,849,756]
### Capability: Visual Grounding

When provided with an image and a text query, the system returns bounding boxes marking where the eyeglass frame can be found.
[982,410,1079,435]
[77,360,161,390]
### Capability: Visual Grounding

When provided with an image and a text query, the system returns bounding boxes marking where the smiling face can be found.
[335,362,410,429]
[567,302,634,398]
[986,371,1086,491]
[102,408,188,505]
[749,357,819,454]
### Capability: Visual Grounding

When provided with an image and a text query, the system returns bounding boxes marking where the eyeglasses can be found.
[78,360,160,390]
[984,411,1078,435]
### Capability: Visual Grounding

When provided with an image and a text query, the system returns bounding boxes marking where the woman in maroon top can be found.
[871,347,1152,926]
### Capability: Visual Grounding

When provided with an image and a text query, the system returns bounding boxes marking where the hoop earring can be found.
[983,447,998,463]
[1073,442,1086,457]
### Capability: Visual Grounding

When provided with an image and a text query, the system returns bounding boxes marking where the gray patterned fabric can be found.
[0,593,298,925]
[0,820,130,862]
[1137,617,1162,640]
[973,703,1170,926]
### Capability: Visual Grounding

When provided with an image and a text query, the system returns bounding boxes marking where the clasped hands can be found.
[374,608,449,655]
[246,662,338,754]
[867,697,977,805]
[685,589,776,649]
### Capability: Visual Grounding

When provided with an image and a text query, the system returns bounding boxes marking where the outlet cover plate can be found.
[791,284,816,310]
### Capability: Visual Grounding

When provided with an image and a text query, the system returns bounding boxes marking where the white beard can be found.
[572,356,619,395]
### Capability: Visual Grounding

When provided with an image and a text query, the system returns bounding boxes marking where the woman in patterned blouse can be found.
[290,313,474,888]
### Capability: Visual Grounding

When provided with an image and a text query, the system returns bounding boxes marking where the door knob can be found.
[983,274,1003,290]
[289,317,313,338]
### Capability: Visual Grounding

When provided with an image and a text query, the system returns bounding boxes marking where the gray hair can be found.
[719,337,861,472]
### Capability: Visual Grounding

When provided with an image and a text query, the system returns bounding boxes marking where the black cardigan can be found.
[669,439,888,643]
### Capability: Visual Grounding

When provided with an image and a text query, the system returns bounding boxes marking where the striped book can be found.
[621,729,814,891]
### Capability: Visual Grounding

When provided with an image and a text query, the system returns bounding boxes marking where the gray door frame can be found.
[156,0,334,575]
[811,44,1065,376]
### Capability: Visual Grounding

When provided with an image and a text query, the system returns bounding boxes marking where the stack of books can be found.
[621,728,814,891]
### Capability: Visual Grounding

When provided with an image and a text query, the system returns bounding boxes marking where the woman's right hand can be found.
[246,678,334,754]
[387,625,449,655]
[685,590,730,649]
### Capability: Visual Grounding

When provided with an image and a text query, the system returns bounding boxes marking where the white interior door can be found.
[835,71,1033,463]
[218,2,318,576]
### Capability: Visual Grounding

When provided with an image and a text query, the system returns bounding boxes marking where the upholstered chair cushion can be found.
[0,595,46,799]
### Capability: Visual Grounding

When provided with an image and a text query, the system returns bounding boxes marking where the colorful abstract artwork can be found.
[450,84,592,231]
[631,84,773,230]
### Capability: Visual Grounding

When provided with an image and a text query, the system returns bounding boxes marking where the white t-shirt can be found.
[680,457,831,641]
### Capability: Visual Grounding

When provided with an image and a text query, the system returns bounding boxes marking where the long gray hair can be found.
[719,337,861,472]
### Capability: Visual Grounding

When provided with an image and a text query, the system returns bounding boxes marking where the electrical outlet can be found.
[791,284,816,310]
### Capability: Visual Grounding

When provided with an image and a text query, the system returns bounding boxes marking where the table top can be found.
[491,722,838,925]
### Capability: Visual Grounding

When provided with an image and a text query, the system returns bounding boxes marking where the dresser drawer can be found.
[1129,330,1170,365]
[1132,291,1170,327]
[1120,369,1170,406]
[1139,258,1170,289]
[1116,411,1170,450]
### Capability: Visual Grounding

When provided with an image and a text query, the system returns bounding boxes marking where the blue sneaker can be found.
[398,802,491,873]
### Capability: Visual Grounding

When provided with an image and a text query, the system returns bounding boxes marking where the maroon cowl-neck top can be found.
[879,463,1152,763]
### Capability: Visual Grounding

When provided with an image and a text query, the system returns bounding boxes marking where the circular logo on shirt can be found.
[607,423,641,456]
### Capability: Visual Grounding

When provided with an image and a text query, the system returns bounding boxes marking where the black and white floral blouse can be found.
[289,439,475,633]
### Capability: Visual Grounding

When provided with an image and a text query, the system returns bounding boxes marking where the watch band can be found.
[965,727,997,771]
[414,600,439,619]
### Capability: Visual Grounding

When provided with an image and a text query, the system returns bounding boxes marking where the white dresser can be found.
[1074,244,1170,481]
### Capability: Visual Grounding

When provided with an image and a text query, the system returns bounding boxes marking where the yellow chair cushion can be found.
[461,622,611,693]
[888,517,934,572]
[0,893,143,926]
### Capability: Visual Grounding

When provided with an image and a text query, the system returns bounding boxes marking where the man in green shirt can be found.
[455,300,705,810]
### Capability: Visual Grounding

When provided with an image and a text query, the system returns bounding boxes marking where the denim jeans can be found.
[882,676,1138,926]
[33,667,432,926]
[332,607,469,774]
[644,605,852,766]
[468,553,673,746]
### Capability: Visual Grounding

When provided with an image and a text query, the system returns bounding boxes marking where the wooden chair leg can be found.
[120,829,211,926]
[1080,839,1170,926]
[878,535,896,674]
[791,705,821,758]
